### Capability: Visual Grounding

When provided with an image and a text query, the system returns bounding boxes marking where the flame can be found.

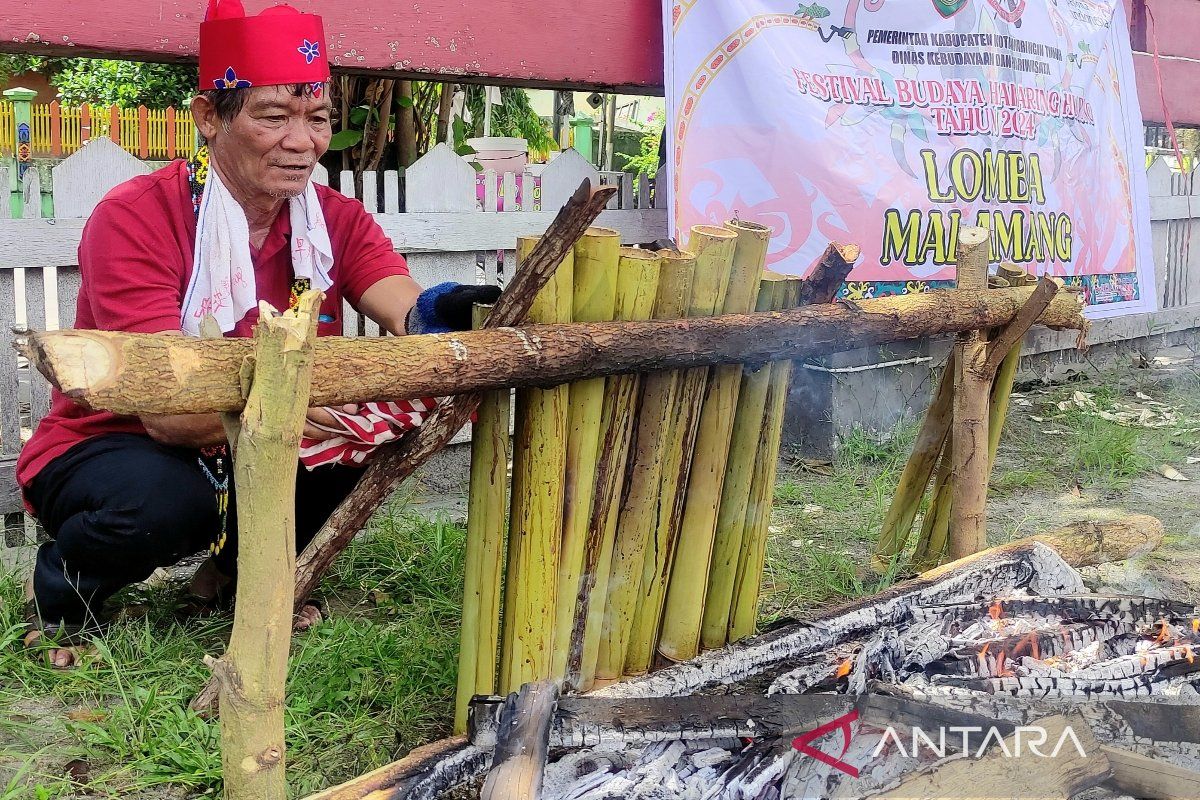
[1156,620,1171,644]
[1140,656,1149,668]
[995,651,1013,677]
[989,601,1003,621]
[1186,645,1194,665]
[1193,619,1199,634]
[978,643,991,674]
[1012,632,1040,661]
[835,659,853,679]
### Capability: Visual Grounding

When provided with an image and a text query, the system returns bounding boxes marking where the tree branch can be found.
[981,276,1061,375]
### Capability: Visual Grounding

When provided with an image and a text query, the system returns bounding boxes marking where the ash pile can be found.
[476,541,1200,800]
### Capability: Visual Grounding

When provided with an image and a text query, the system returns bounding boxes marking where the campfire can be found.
[310,532,1200,800]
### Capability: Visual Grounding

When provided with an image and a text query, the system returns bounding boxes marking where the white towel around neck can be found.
[182,162,335,336]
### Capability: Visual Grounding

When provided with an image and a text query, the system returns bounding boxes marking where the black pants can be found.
[26,434,363,626]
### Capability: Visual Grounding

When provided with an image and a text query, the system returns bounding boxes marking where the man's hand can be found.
[407,283,502,334]
[303,405,358,441]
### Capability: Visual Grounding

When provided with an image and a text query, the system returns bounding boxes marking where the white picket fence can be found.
[0,138,667,530]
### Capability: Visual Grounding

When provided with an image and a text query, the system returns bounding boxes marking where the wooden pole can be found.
[166,106,177,160]
[594,249,695,685]
[206,293,322,800]
[569,247,659,691]
[137,105,149,159]
[947,227,993,561]
[479,682,559,800]
[453,304,510,735]
[552,228,619,681]
[49,100,61,158]
[500,235,573,692]
[24,289,1088,420]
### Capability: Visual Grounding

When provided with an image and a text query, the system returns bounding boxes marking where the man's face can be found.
[199,85,333,202]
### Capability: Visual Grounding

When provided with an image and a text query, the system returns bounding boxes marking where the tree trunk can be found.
[436,82,455,144]
[208,292,322,800]
[22,287,1089,419]
[396,80,417,169]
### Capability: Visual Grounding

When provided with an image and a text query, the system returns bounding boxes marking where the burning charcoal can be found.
[847,627,904,695]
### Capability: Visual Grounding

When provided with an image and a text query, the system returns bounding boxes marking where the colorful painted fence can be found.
[0,101,196,160]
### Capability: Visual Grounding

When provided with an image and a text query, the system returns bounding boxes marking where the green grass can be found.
[0,499,464,799]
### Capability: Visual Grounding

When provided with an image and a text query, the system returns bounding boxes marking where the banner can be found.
[664,0,1155,318]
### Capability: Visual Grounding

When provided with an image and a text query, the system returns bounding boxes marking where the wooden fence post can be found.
[80,103,91,142]
[108,105,120,145]
[49,100,61,158]
[137,105,149,159]
[166,106,177,160]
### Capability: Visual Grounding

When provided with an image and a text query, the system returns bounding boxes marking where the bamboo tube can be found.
[499,237,573,692]
[699,275,786,650]
[987,267,1035,470]
[728,278,803,642]
[624,227,737,675]
[658,219,769,662]
[595,250,695,685]
[870,351,956,573]
[911,440,953,570]
[454,304,510,735]
[570,248,661,691]
[552,228,620,680]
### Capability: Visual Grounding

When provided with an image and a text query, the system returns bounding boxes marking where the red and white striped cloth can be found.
[299,399,436,469]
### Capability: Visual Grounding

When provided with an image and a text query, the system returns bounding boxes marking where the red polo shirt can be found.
[17,160,410,498]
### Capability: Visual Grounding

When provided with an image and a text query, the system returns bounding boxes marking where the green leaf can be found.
[328,129,364,151]
[397,95,415,109]
[349,106,369,127]
[454,143,477,157]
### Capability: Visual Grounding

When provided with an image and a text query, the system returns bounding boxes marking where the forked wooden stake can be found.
[948,233,1068,560]
[206,292,322,800]
[947,227,993,560]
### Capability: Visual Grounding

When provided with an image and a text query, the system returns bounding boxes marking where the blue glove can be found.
[406,282,503,334]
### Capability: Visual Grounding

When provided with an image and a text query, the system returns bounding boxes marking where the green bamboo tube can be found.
[728,278,802,642]
[624,227,737,675]
[988,345,1021,468]
[912,348,1018,573]
[911,446,953,570]
[551,228,620,680]
[595,250,696,685]
[499,236,573,692]
[871,351,956,573]
[658,219,769,662]
[571,247,661,691]
[700,276,785,650]
[454,304,510,734]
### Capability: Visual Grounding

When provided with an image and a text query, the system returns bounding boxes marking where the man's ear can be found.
[191,95,221,142]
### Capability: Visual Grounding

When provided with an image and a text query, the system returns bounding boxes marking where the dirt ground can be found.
[3,347,1200,798]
